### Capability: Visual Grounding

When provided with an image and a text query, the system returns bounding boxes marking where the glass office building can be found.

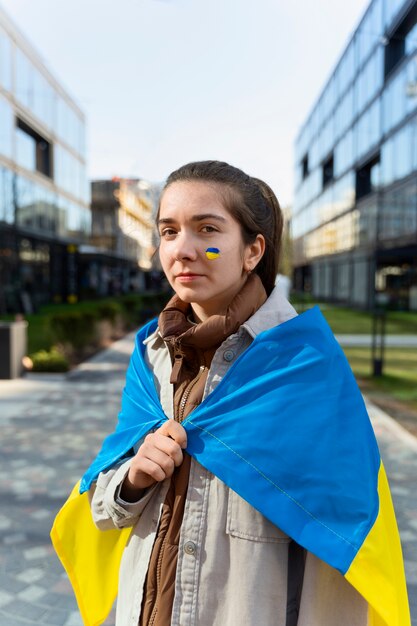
[293,0,417,310]
[0,6,90,313]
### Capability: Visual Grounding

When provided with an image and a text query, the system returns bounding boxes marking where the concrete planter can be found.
[0,321,28,379]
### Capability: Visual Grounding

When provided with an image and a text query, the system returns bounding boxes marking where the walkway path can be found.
[0,333,416,625]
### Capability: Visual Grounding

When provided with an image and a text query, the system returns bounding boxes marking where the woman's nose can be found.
[173,232,198,261]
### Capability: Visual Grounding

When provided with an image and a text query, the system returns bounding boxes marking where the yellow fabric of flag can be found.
[50,481,130,626]
[345,464,410,626]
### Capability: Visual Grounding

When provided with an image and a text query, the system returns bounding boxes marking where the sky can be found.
[0,0,368,206]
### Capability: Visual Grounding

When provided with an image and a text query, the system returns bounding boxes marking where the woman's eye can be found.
[161,228,177,238]
[201,225,217,233]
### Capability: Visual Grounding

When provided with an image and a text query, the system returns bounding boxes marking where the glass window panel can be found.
[380,137,394,185]
[339,40,355,90]
[394,124,412,180]
[0,167,14,224]
[379,182,417,240]
[0,96,13,159]
[334,129,354,176]
[405,56,417,115]
[15,175,36,230]
[15,127,36,172]
[383,66,407,133]
[406,22,417,55]
[384,0,406,28]
[357,199,377,245]
[0,28,12,92]
[32,70,55,129]
[15,48,34,110]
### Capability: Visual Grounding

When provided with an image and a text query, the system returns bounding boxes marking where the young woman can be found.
[88,160,378,626]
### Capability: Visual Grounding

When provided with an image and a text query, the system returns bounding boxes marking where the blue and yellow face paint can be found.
[205,247,220,260]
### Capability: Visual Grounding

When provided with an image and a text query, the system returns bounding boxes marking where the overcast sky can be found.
[1,0,368,205]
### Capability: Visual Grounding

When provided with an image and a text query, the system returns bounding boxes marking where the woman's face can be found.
[158,181,264,321]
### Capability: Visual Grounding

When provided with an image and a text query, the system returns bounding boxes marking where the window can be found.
[16,118,52,178]
[322,155,334,189]
[301,154,309,180]
[356,154,380,200]
[384,2,417,79]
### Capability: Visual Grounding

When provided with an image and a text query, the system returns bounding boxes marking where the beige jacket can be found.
[90,286,369,626]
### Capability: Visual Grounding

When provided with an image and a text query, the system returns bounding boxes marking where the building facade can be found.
[87,178,159,297]
[0,6,90,313]
[293,0,417,310]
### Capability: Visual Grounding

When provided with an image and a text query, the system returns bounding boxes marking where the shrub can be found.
[49,311,98,350]
[29,348,69,373]
[96,301,122,323]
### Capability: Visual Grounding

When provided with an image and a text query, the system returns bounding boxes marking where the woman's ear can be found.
[243,234,265,272]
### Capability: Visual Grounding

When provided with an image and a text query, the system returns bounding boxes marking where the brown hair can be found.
[159,160,283,296]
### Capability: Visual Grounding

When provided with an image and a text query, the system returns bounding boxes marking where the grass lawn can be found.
[343,347,417,412]
[292,302,417,335]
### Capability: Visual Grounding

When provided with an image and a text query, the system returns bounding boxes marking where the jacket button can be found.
[223,350,235,362]
[184,540,197,556]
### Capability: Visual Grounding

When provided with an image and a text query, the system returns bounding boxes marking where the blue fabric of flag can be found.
[80,307,380,575]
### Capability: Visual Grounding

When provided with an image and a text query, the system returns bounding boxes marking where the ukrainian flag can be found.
[51,308,410,626]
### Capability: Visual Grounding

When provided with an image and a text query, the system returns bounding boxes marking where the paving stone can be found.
[17,584,46,602]
[16,568,44,584]
[0,590,13,608]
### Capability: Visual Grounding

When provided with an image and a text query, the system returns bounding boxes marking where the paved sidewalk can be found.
[0,333,416,625]
[336,334,417,347]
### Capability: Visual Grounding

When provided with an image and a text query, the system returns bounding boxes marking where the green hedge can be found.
[29,348,69,373]
[49,311,98,350]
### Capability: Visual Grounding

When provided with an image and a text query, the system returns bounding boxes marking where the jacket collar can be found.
[241,285,297,339]
[144,284,297,347]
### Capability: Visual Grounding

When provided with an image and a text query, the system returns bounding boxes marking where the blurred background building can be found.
[0,5,163,314]
[293,0,417,311]
[0,5,90,313]
[84,178,160,297]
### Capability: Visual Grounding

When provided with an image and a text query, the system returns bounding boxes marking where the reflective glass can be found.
[0,28,12,92]
[358,0,383,65]
[54,144,86,201]
[335,87,354,138]
[334,130,354,177]
[15,127,36,172]
[406,23,417,55]
[15,175,36,230]
[394,124,412,179]
[57,97,84,155]
[0,167,14,224]
[309,138,320,169]
[338,40,356,92]
[379,181,417,239]
[380,136,394,185]
[405,56,417,115]
[383,65,406,133]
[318,185,334,224]
[15,48,34,110]
[357,198,377,244]
[0,95,13,159]
[32,69,55,129]
[384,0,407,28]
[333,172,355,216]
[356,99,380,160]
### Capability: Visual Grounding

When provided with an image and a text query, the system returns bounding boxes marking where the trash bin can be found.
[0,321,28,379]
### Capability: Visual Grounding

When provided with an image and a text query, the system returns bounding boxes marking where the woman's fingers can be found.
[127,421,188,490]
[157,420,187,449]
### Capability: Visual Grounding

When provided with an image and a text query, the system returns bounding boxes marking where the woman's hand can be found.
[120,420,187,501]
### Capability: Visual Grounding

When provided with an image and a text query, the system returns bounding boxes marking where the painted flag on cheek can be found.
[51,308,410,626]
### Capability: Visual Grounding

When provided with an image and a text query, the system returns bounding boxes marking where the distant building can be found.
[293,0,417,310]
[87,178,159,296]
[0,5,89,313]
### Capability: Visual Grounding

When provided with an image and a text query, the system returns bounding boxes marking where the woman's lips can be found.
[176,273,203,282]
